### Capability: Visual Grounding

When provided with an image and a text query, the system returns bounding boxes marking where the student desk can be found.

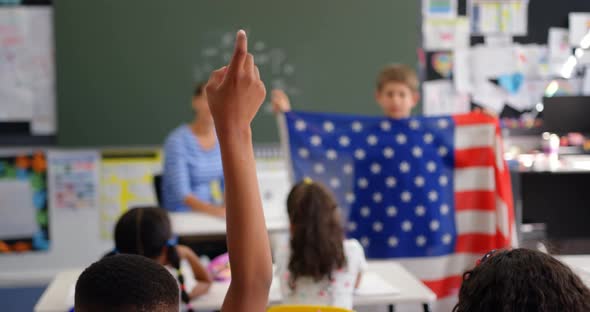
[34,261,436,312]
[169,212,290,236]
[559,255,590,287]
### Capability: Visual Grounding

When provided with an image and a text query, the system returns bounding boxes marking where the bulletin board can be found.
[0,151,50,254]
[420,0,590,134]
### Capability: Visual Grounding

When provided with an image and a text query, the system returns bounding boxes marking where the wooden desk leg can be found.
[422,303,432,312]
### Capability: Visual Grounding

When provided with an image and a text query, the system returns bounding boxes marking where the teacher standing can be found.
[162,82,226,218]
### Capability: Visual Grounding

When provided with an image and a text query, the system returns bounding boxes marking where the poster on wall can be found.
[423,17,469,51]
[0,151,50,253]
[99,151,161,240]
[0,6,56,135]
[422,0,457,18]
[48,151,100,210]
[469,0,528,36]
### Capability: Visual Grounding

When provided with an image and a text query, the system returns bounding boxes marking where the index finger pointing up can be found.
[227,30,248,76]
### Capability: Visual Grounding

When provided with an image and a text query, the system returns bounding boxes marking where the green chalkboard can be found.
[55,0,419,146]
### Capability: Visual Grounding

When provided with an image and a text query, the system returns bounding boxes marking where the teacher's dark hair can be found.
[193,82,206,98]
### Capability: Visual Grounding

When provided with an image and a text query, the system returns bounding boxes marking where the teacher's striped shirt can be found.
[162,125,224,212]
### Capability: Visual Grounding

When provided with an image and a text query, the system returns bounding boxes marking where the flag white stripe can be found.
[455,124,495,149]
[456,211,496,235]
[496,195,510,239]
[396,254,481,281]
[454,167,495,191]
[495,134,505,171]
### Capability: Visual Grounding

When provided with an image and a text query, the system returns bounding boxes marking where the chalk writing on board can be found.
[192,30,300,114]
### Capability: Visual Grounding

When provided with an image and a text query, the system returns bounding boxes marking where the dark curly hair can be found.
[287,180,346,288]
[75,254,179,312]
[453,248,590,312]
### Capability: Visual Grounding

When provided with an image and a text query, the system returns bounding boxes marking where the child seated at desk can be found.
[106,207,212,311]
[276,179,368,309]
[453,248,590,312]
[75,254,180,312]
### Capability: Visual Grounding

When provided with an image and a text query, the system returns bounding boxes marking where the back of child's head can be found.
[453,248,590,312]
[376,64,419,92]
[112,207,171,258]
[108,207,193,311]
[286,179,346,285]
[75,254,179,312]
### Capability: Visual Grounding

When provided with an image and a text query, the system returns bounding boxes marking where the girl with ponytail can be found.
[107,207,212,311]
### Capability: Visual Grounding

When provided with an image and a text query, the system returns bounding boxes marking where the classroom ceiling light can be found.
[560,55,577,79]
[575,48,585,58]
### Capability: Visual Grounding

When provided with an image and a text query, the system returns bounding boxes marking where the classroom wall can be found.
[0,205,112,287]
[55,0,420,146]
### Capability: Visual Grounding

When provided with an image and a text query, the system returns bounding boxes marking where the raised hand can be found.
[205,30,273,312]
[206,30,267,132]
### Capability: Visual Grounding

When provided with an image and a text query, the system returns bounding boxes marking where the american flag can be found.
[281,111,515,301]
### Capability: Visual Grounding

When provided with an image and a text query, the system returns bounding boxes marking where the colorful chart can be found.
[99,151,161,240]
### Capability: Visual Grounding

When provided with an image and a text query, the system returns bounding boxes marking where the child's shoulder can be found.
[343,239,364,256]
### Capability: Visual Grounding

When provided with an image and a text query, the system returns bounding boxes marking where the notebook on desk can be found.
[354,272,400,296]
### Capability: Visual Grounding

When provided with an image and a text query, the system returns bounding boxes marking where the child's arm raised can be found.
[206,30,272,312]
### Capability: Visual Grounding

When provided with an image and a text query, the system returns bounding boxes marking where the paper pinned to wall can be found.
[423,0,457,18]
[423,17,470,51]
[516,44,550,79]
[569,13,590,46]
[0,7,56,134]
[470,0,528,36]
[471,80,507,113]
[423,79,470,116]
[99,152,162,240]
[548,28,571,60]
[453,48,471,93]
[471,45,519,80]
[48,151,100,210]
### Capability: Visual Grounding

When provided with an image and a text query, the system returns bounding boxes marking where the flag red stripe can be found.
[455,233,504,253]
[455,191,496,211]
[423,275,463,298]
[453,113,498,126]
[455,147,495,168]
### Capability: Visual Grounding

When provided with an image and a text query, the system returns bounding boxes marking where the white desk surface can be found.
[558,255,590,287]
[35,261,435,312]
[559,255,590,268]
[170,212,289,236]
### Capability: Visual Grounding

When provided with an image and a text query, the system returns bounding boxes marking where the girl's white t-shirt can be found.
[276,239,368,309]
